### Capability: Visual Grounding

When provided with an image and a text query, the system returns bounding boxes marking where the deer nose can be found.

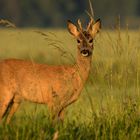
[80,48,90,57]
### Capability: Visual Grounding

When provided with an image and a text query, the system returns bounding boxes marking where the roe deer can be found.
[0,17,101,124]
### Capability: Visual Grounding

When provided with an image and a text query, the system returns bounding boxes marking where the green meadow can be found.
[0,28,140,140]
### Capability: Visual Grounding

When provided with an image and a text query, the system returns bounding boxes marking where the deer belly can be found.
[20,84,52,104]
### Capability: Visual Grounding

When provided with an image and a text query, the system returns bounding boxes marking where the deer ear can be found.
[90,19,101,37]
[67,20,79,37]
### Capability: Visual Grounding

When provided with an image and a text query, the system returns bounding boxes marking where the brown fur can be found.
[0,18,101,123]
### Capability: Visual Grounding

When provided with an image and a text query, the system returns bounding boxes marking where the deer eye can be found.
[89,39,93,43]
[77,39,80,44]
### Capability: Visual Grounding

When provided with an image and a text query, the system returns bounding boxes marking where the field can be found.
[0,28,140,140]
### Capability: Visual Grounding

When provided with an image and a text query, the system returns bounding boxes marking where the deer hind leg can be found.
[0,90,14,122]
[6,95,21,124]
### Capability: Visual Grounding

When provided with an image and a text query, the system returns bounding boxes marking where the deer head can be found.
[67,18,101,57]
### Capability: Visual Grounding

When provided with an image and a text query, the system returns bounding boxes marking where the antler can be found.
[78,19,83,31]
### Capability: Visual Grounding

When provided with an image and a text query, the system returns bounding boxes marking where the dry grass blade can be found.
[48,32,57,37]
[0,19,16,28]
[48,43,67,56]
[34,30,63,44]
[34,30,67,57]
[34,30,48,37]
[45,38,63,44]
[88,0,94,18]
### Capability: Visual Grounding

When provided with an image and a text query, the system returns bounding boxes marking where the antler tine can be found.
[78,19,83,31]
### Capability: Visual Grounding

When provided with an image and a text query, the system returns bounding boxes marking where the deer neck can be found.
[75,50,92,83]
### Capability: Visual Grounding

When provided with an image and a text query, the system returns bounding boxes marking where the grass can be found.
[0,28,140,140]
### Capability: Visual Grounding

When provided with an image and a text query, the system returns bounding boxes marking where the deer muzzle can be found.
[80,48,92,57]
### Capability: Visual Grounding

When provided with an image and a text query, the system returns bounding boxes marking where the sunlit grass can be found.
[0,29,140,139]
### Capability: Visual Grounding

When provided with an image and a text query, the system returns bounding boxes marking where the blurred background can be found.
[0,0,140,28]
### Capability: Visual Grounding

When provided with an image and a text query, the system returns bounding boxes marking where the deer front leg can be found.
[49,106,65,140]
[48,103,65,126]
